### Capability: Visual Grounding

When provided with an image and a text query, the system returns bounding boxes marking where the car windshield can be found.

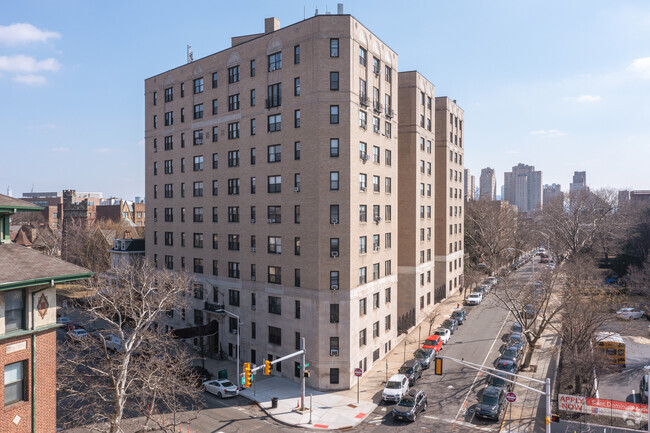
[481,395,499,406]
[503,349,517,357]
[386,381,401,389]
[220,381,234,387]
[434,331,444,335]
[443,321,452,327]
[398,398,415,407]
[424,339,437,346]
[491,376,506,386]
[414,350,429,358]
[510,335,521,343]
[399,367,413,374]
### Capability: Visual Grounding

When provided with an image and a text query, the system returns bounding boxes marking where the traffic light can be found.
[434,357,443,375]
[551,414,560,423]
[243,362,252,388]
[264,359,272,375]
[303,370,310,378]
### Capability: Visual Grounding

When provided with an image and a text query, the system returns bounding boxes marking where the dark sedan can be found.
[451,310,467,325]
[441,318,458,334]
[498,346,522,366]
[476,386,506,421]
[508,333,527,352]
[496,359,517,375]
[487,371,514,392]
[392,389,427,422]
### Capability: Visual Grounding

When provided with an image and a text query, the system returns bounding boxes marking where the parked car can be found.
[398,359,423,386]
[413,348,436,369]
[441,318,458,334]
[57,316,72,326]
[499,346,522,366]
[496,359,517,375]
[433,328,451,344]
[486,276,498,286]
[466,292,483,305]
[487,371,514,392]
[476,386,507,421]
[508,333,527,352]
[101,334,124,352]
[616,308,645,320]
[383,374,410,402]
[511,322,523,334]
[422,335,443,354]
[203,379,239,398]
[65,322,84,332]
[451,309,467,325]
[392,389,427,422]
[67,328,89,342]
[473,286,487,296]
[522,304,535,319]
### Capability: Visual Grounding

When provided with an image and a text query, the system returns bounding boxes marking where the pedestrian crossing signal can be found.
[434,357,443,375]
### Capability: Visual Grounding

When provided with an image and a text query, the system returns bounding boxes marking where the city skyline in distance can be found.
[1,0,649,199]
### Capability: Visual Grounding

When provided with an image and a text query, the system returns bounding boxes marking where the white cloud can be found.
[564,94,601,103]
[529,129,566,137]
[50,147,69,152]
[629,57,650,78]
[0,55,61,73]
[0,23,61,45]
[13,74,46,85]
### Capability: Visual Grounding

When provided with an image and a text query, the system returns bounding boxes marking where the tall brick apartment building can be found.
[145,12,464,390]
[0,194,91,432]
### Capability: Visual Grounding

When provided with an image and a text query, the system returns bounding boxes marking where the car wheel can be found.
[217,391,223,399]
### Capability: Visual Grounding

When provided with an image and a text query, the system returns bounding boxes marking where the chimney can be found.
[337,3,344,14]
[265,17,280,34]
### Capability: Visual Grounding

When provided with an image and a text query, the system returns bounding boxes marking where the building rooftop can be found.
[0,193,42,213]
[0,243,92,291]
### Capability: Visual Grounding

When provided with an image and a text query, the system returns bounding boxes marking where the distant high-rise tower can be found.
[479,167,496,201]
[503,163,543,212]
[570,171,588,194]
[543,183,563,206]
[464,169,475,202]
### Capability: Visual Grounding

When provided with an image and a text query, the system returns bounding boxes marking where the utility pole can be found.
[301,337,306,411]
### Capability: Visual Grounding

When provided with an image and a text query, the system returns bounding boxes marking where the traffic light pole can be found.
[248,347,307,410]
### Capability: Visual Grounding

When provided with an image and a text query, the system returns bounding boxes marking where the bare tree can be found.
[63,218,112,275]
[462,265,484,300]
[32,226,62,256]
[57,262,203,433]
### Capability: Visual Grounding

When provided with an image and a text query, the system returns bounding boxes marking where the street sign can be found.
[505,392,517,403]
[354,368,363,377]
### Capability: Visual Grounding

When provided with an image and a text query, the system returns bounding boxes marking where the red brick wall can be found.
[0,330,57,433]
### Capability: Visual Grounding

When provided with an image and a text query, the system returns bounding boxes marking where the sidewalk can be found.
[199,289,467,430]
[500,327,559,433]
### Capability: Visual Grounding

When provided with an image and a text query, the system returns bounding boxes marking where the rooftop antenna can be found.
[187,45,194,63]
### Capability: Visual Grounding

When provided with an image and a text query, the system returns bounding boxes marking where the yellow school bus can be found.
[595,332,626,367]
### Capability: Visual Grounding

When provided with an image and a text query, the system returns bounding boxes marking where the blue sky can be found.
[2,0,649,200]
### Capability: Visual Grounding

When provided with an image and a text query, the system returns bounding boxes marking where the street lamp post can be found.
[217,309,241,386]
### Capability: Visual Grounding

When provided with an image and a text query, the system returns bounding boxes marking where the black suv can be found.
[392,389,427,422]
[487,371,514,392]
[398,359,423,386]
[476,386,506,421]
[499,346,522,366]
[451,310,467,325]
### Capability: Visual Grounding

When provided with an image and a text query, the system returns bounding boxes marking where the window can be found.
[294,45,300,64]
[227,122,239,139]
[267,83,281,107]
[152,91,158,105]
[359,78,367,100]
[294,77,300,96]
[193,155,203,171]
[227,178,240,195]
[163,160,171,174]
[228,234,240,251]
[163,136,172,151]
[330,105,339,124]
[294,109,301,128]
[212,180,218,196]
[268,52,282,71]
[330,205,339,223]
[330,71,339,90]
[373,234,380,251]
[330,172,339,190]
[227,206,240,223]
[164,87,173,102]
[385,314,391,331]
[228,65,240,83]
[250,148,256,165]
[385,149,392,166]
[385,121,392,138]
[180,82,185,97]
[359,205,367,222]
[250,118,256,135]
[4,361,26,405]
[250,59,255,77]
[372,146,380,163]
[250,177,256,194]
[359,266,367,284]
[294,205,300,223]
[294,173,301,190]
[385,177,392,193]
[193,258,204,273]
[267,175,281,193]
[193,129,203,145]
[372,57,380,74]
[4,289,24,332]
[267,206,281,223]
[294,141,301,160]
[227,289,240,306]
[269,326,282,345]
[250,89,256,107]
[359,298,367,316]
[267,144,281,163]
[330,38,339,57]
[181,133,185,147]
[181,108,185,122]
[269,296,282,315]
[359,47,367,66]
[330,304,339,323]
[268,236,282,254]
[193,103,203,119]
[164,208,173,222]
[228,94,240,111]
[373,321,380,338]
[164,111,173,126]
[250,206,256,223]
[373,175,380,192]
[373,116,380,133]
[373,263,380,280]
[330,138,339,157]
[385,260,392,275]
[359,329,367,347]
[359,236,367,254]
[359,110,367,128]
[193,181,203,197]
[212,206,218,222]
[164,232,173,246]
[330,271,339,289]
[193,207,203,222]
[295,269,301,287]
[193,77,204,94]
[330,238,339,256]
[359,173,367,190]
[228,261,240,278]
[164,255,173,269]
[228,150,240,167]
[268,114,281,132]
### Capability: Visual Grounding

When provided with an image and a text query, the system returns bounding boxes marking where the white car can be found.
[486,276,498,286]
[67,328,89,342]
[616,308,645,320]
[102,334,124,352]
[433,328,451,344]
[57,316,72,325]
[203,379,239,398]
[466,292,483,305]
[383,374,409,402]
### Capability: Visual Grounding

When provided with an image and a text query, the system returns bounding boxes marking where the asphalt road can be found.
[356,261,536,433]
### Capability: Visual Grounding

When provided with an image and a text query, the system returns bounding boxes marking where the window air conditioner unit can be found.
[251,276,256,281]
[251,218,256,223]
[330,284,339,290]
[363,155,370,161]
[251,304,256,309]
[427,235,431,240]
[374,246,380,252]
[267,219,275,223]
[330,348,339,356]
[331,251,339,258]
[231,329,238,334]
[294,187,300,192]
[251,247,256,252]
[360,187,367,192]
[153,218,157,222]
[330,218,339,225]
